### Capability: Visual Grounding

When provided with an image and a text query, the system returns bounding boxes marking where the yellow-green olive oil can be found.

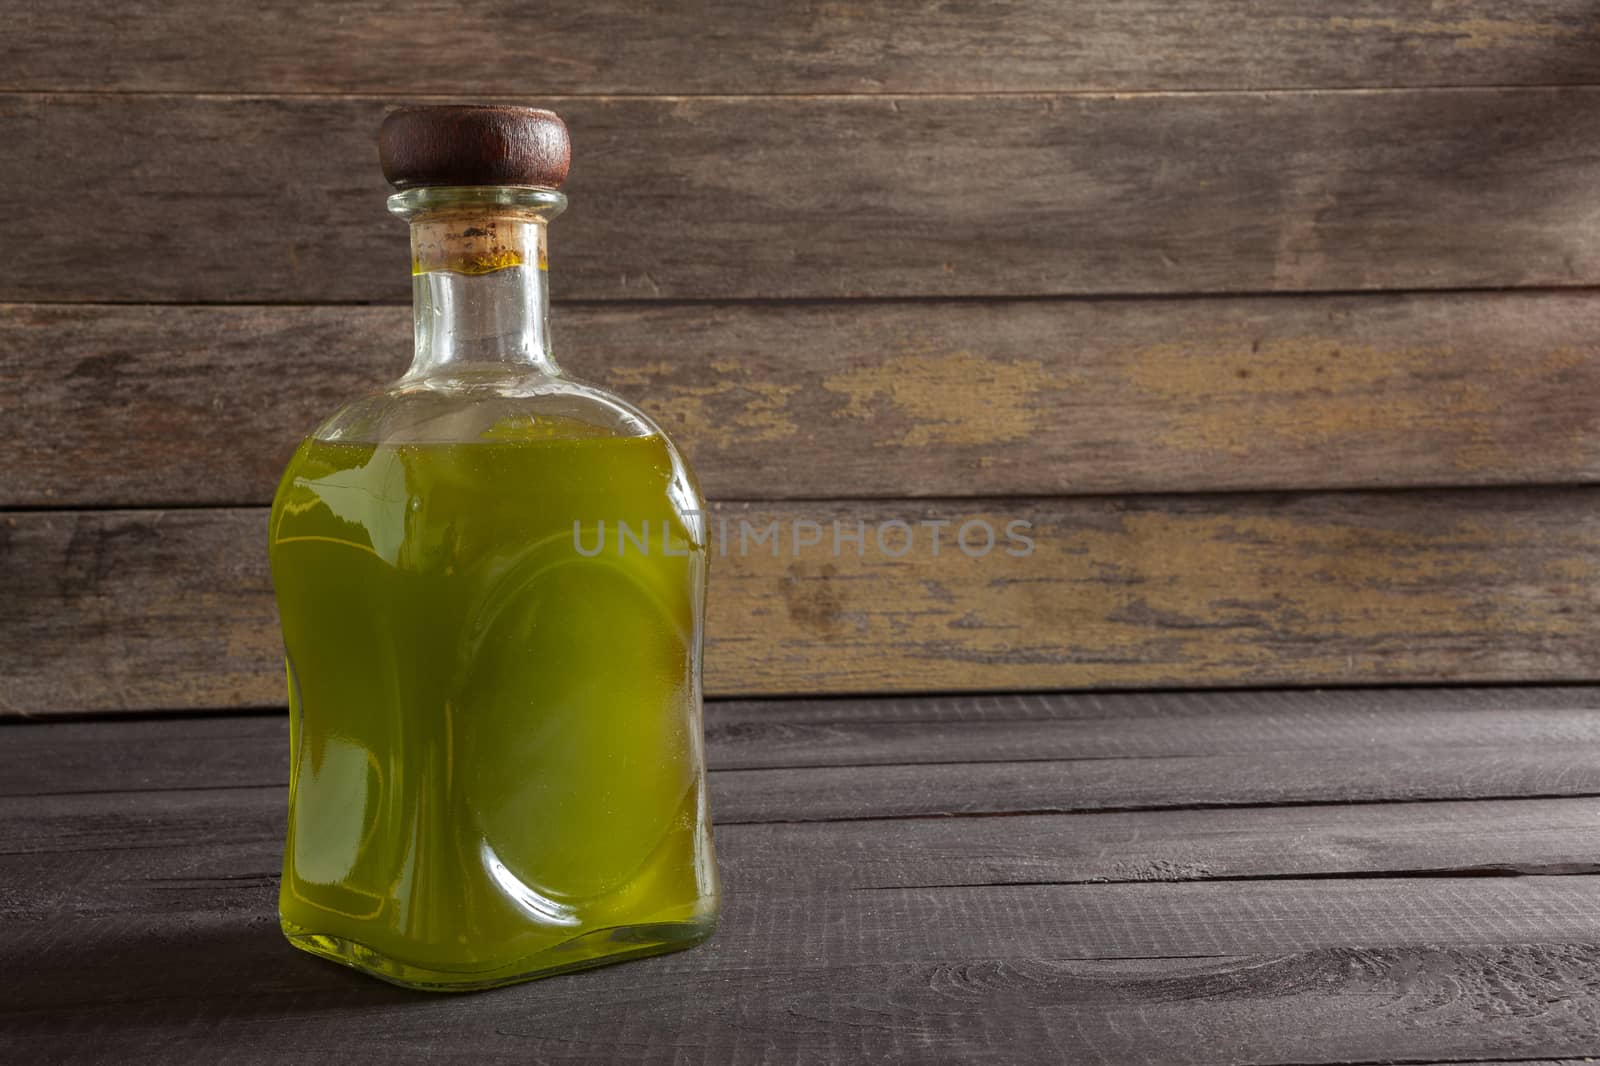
[269,432,716,990]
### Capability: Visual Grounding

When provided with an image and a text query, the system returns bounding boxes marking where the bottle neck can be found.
[387,188,568,383]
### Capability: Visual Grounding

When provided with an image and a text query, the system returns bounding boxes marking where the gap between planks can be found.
[9,85,1600,102]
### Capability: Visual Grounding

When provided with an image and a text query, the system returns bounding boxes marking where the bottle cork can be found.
[381,105,569,275]
[379,105,570,191]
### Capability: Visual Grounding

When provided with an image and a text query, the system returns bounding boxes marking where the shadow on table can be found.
[4,915,431,1022]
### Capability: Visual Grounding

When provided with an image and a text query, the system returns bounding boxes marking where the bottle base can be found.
[281,914,717,992]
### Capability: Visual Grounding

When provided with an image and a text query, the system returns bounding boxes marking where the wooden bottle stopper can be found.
[379,105,571,191]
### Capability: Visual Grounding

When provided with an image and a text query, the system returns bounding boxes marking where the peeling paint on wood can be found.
[4,292,1596,507]
[2,490,1596,713]
[1316,15,1586,51]
[822,352,1054,447]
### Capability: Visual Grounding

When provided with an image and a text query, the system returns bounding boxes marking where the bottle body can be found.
[271,422,715,989]
[267,184,718,990]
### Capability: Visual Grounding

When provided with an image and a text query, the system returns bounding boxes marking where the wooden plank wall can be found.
[2,2,1598,714]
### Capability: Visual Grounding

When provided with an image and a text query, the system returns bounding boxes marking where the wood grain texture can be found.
[9,695,1600,885]
[4,491,1597,712]
[10,787,1600,903]
[705,686,1600,768]
[9,797,1600,953]
[8,888,1600,1064]
[9,700,1600,1062]
[9,687,1600,794]
[703,684,1600,725]
[6,90,1600,303]
[9,857,1600,960]
[711,797,1600,888]
[9,738,1598,828]
[6,291,1599,507]
[709,746,1600,822]
[7,1,1600,94]
[31,746,1600,838]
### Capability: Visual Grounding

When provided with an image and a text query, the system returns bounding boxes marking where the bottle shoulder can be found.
[275,372,706,529]
[310,372,681,452]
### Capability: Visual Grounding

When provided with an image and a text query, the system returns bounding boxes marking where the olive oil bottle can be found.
[268,106,717,991]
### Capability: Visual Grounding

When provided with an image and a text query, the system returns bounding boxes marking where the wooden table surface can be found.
[6,686,1600,1063]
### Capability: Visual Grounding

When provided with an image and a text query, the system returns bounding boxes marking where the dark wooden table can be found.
[7,686,1600,1063]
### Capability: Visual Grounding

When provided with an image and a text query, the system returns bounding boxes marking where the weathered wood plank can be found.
[689,491,1600,695]
[11,741,1600,829]
[16,856,1600,964]
[705,685,1600,725]
[12,690,1600,826]
[8,785,1600,902]
[7,688,1600,795]
[9,948,1600,1066]
[8,885,1600,1064]
[709,746,1600,822]
[0,716,287,796]
[706,686,1600,768]
[6,90,1599,303]
[4,491,1596,711]
[8,699,1600,1061]
[7,1,1600,94]
[7,292,1598,506]
[713,796,1600,887]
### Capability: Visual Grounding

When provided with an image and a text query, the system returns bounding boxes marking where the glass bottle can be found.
[268,106,718,991]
